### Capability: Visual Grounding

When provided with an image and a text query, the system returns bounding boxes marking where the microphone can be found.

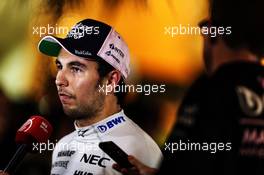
[4,116,53,174]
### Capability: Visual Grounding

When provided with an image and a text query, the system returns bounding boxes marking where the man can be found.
[0,19,162,175]
[113,0,264,174]
[37,19,162,175]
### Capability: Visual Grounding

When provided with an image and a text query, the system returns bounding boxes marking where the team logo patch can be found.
[236,86,264,117]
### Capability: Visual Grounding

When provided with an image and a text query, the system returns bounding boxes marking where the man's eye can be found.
[56,64,62,70]
[71,67,82,73]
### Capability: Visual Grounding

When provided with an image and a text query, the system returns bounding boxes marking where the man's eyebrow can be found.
[55,58,87,68]
[68,61,87,68]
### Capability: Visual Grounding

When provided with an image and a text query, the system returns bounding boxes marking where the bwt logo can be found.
[97,116,126,133]
[105,51,111,56]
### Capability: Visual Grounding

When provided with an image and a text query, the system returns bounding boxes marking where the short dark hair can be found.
[96,58,127,106]
[210,0,264,57]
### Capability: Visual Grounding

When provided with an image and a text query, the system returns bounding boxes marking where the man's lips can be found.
[58,92,74,103]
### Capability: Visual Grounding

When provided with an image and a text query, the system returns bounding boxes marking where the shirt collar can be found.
[74,110,127,138]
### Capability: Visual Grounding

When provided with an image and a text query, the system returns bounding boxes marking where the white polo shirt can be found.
[51,110,162,175]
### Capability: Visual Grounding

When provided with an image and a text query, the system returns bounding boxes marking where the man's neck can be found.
[75,97,121,127]
[210,39,258,75]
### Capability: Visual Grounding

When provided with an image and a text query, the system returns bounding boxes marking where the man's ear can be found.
[105,70,121,94]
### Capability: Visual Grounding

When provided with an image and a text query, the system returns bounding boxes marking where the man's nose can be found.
[55,70,68,87]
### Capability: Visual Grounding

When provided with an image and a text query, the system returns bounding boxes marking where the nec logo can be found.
[80,154,110,168]
[97,116,126,133]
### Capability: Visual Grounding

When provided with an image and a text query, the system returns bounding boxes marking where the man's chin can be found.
[63,107,77,118]
[63,107,88,120]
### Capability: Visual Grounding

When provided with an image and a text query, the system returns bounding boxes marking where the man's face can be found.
[55,49,105,120]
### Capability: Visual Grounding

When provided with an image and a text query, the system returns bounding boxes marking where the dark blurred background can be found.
[0,0,210,174]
